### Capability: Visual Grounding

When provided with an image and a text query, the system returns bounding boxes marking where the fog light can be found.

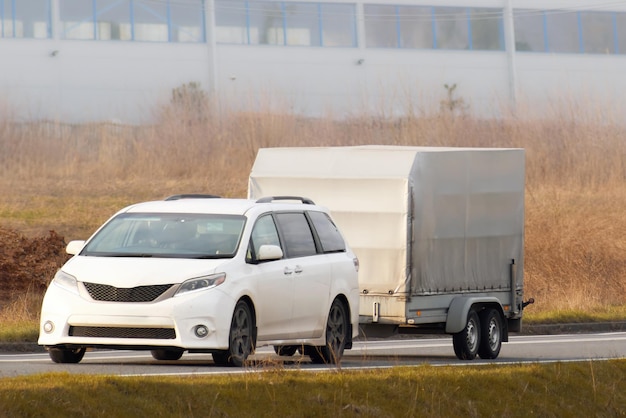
[43,321,55,334]
[194,325,209,338]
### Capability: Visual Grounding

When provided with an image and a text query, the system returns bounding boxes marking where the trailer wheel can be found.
[453,310,481,360]
[478,308,503,359]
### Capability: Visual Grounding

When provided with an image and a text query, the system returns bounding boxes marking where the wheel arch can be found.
[445,297,507,341]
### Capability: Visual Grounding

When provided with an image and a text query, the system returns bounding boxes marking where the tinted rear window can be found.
[275,212,317,258]
[308,211,346,253]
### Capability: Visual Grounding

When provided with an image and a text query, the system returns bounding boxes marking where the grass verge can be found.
[0,361,623,417]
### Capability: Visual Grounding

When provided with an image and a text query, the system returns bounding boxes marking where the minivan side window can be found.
[247,214,281,263]
[308,211,346,253]
[274,212,317,258]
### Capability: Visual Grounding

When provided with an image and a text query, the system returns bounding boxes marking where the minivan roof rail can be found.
[256,196,315,205]
[165,194,221,201]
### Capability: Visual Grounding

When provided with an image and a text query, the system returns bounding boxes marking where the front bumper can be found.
[38,281,236,351]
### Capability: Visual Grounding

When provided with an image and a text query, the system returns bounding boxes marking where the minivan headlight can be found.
[52,270,79,294]
[175,273,226,297]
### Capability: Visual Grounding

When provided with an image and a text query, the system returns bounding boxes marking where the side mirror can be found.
[257,244,283,261]
[66,240,86,255]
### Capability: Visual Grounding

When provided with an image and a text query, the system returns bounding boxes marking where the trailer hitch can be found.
[522,298,535,309]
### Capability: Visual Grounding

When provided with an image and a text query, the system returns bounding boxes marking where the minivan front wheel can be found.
[48,346,86,364]
[308,299,349,364]
[213,300,255,367]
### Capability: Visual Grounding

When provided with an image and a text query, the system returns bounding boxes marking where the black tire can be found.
[452,310,481,360]
[150,348,184,361]
[48,347,86,364]
[213,300,255,367]
[308,299,349,365]
[478,308,503,359]
[273,345,298,356]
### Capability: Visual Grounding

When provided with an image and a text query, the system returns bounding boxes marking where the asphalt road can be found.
[1,332,625,378]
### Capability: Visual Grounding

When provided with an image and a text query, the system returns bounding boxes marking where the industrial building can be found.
[1,0,625,123]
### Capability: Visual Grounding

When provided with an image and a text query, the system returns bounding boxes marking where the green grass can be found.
[0,361,624,417]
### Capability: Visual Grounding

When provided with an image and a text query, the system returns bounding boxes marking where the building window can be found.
[60,0,205,42]
[247,1,284,45]
[469,8,503,51]
[1,0,50,38]
[364,4,397,48]
[170,0,205,42]
[96,0,131,41]
[398,6,433,49]
[132,0,169,42]
[365,4,437,49]
[514,9,546,52]
[320,3,355,47]
[365,5,501,51]
[60,0,95,40]
[580,11,615,54]
[432,7,468,50]
[545,10,579,53]
[284,2,320,46]
[215,0,248,44]
[215,1,355,47]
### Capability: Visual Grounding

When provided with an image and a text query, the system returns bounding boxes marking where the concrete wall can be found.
[214,45,510,117]
[197,43,626,121]
[0,40,211,123]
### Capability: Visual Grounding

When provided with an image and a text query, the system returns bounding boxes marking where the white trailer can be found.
[248,146,531,360]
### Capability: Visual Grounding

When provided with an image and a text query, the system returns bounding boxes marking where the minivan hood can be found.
[61,256,231,288]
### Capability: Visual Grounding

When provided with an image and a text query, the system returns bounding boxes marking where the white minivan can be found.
[38,195,360,366]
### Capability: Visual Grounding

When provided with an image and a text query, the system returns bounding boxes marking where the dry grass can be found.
[0,99,625,314]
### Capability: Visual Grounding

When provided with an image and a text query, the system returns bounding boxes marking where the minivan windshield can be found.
[81,213,246,259]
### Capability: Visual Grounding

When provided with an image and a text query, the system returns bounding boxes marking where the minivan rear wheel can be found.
[308,299,348,364]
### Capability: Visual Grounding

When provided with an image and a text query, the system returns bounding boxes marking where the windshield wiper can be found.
[191,254,233,259]
[109,253,154,258]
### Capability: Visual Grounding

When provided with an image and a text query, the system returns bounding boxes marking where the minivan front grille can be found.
[84,282,173,302]
[69,326,176,339]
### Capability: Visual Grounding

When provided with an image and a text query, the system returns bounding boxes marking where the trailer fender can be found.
[445,297,503,334]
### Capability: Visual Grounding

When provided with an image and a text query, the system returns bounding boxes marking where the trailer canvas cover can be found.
[249,146,525,320]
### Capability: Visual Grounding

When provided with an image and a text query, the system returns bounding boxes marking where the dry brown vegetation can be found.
[0,97,625,316]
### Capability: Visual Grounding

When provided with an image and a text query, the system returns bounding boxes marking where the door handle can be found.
[284,267,293,275]
[294,265,303,274]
